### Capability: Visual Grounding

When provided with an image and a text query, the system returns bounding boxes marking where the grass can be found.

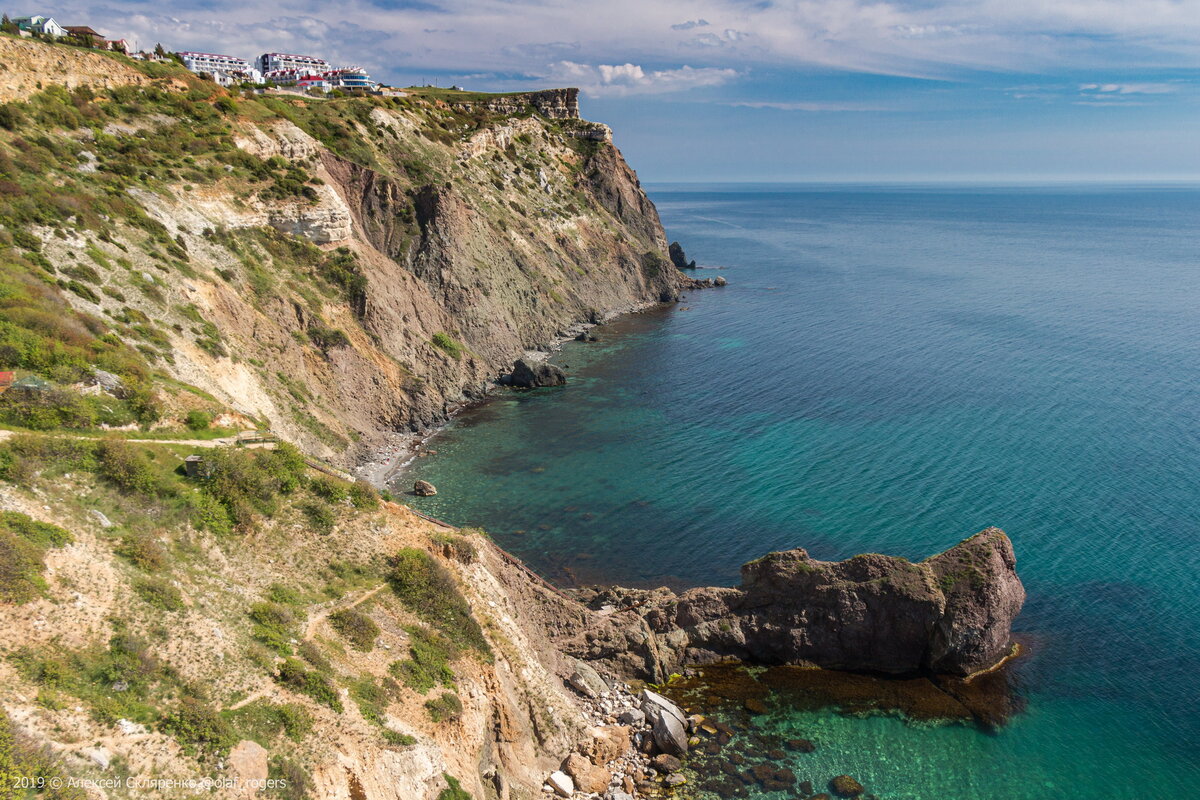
[250,602,299,654]
[224,700,313,745]
[389,548,490,655]
[0,511,72,603]
[160,697,236,758]
[438,774,473,800]
[0,709,86,800]
[430,332,464,360]
[132,576,184,611]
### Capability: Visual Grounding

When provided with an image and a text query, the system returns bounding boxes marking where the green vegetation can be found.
[276,658,342,712]
[438,774,473,800]
[250,602,299,654]
[329,609,379,651]
[224,700,313,745]
[184,409,212,431]
[389,548,490,655]
[430,332,464,360]
[389,626,456,692]
[424,691,463,723]
[0,709,86,800]
[160,697,236,757]
[0,511,71,603]
[132,576,184,611]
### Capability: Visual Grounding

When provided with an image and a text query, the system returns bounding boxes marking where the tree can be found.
[154,42,166,57]
[1,14,18,35]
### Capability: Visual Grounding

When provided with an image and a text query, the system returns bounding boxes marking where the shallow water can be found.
[398,185,1200,798]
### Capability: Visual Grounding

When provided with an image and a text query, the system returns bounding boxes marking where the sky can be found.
[28,0,1200,182]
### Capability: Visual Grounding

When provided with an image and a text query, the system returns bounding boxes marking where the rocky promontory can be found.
[561,528,1024,679]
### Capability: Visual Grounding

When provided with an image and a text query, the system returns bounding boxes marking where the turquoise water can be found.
[398,185,1200,798]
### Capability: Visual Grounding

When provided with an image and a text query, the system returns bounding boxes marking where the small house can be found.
[63,25,105,46]
[184,454,205,478]
[13,15,67,37]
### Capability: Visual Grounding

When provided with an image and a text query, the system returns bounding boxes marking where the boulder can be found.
[507,358,567,388]
[229,740,269,793]
[651,754,682,773]
[616,708,645,727]
[641,690,688,756]
[566,661,609,698]
[577,726,630,766]
[575,330,598,342]
[830,775,865,797]
[91,369,124,395]
[547,771,574,798]
[714,275,727,287]
[413,480,437,497]
[563,753,610,794]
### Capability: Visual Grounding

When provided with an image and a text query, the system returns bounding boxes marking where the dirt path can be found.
[303,584,389,640]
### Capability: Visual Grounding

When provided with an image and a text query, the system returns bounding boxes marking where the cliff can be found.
[0,38,694,468]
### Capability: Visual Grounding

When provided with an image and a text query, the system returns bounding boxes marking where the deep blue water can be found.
[399,185,1200,798]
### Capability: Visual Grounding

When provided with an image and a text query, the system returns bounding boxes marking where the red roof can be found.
[0,371,14,385]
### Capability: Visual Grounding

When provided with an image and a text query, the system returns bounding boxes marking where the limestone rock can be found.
[576,725,630,766]
[714,275,727,286]
[413,480,437,497]
[229,740,269,794]
[669,242,697,270]
[616,708,645,727]
[563,753,610,794]
[547,771,574,798]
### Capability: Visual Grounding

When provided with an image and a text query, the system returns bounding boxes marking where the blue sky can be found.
[31,0,1200,182]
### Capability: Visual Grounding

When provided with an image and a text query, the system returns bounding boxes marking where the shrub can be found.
[309,476,349,503]
[298,640,331,673]
[349,480,378,509]
[276,658,342,712]
[301,501,335,535]
[115,532,168,571]
[389,549,489,654]
[225,700,312,745]
[438,775,473,800]
[97,440,162,496]
[249,602,297,654]
[349,676,391,726]
[383,730,416,747]
[307,326,350,351]
[424,691,462,723]
[329,609,379,651]
[133,577,184,611]
[0,511,71,547]
[160,697,235,757]
[430,332,463,359]
[184,410,212,431]
[389,626,456,692]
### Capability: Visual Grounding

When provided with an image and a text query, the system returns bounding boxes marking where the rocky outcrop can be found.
[562,528,1024,678]
[503,358,567,388]
[413,479,437,496]
[454,88,581,120]
[669,242,696,270]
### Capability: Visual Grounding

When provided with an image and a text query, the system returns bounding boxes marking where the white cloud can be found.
[671,19,710,31]
[1079,82,1177,94]
[545,61,739,96]
[727,101,894,112]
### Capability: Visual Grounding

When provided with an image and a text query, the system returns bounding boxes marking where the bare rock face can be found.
[565,529,1024,678]
[562,752,610,794]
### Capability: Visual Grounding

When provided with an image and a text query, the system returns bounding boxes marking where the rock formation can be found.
[504,358,568,388]
[669,242,697,270]
[563,528,1024,678]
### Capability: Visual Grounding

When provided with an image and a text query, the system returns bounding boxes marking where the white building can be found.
[256,52,331,74]
[13,15,67,37]
[177,51,258,86]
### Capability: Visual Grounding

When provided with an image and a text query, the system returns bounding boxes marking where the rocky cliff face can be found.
[563,529,1025,679]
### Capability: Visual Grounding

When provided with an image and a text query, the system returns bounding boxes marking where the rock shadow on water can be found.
[663,658,1027,733]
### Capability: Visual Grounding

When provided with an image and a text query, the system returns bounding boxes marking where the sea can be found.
[395,184,1200,799]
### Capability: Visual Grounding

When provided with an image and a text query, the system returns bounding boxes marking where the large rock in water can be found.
[507,358,567,388]
[413,480,437,497]
[564,528,1025,678]
[669,241,697,269]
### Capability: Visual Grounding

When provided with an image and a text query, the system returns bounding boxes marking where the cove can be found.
[396,184,1200,798]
